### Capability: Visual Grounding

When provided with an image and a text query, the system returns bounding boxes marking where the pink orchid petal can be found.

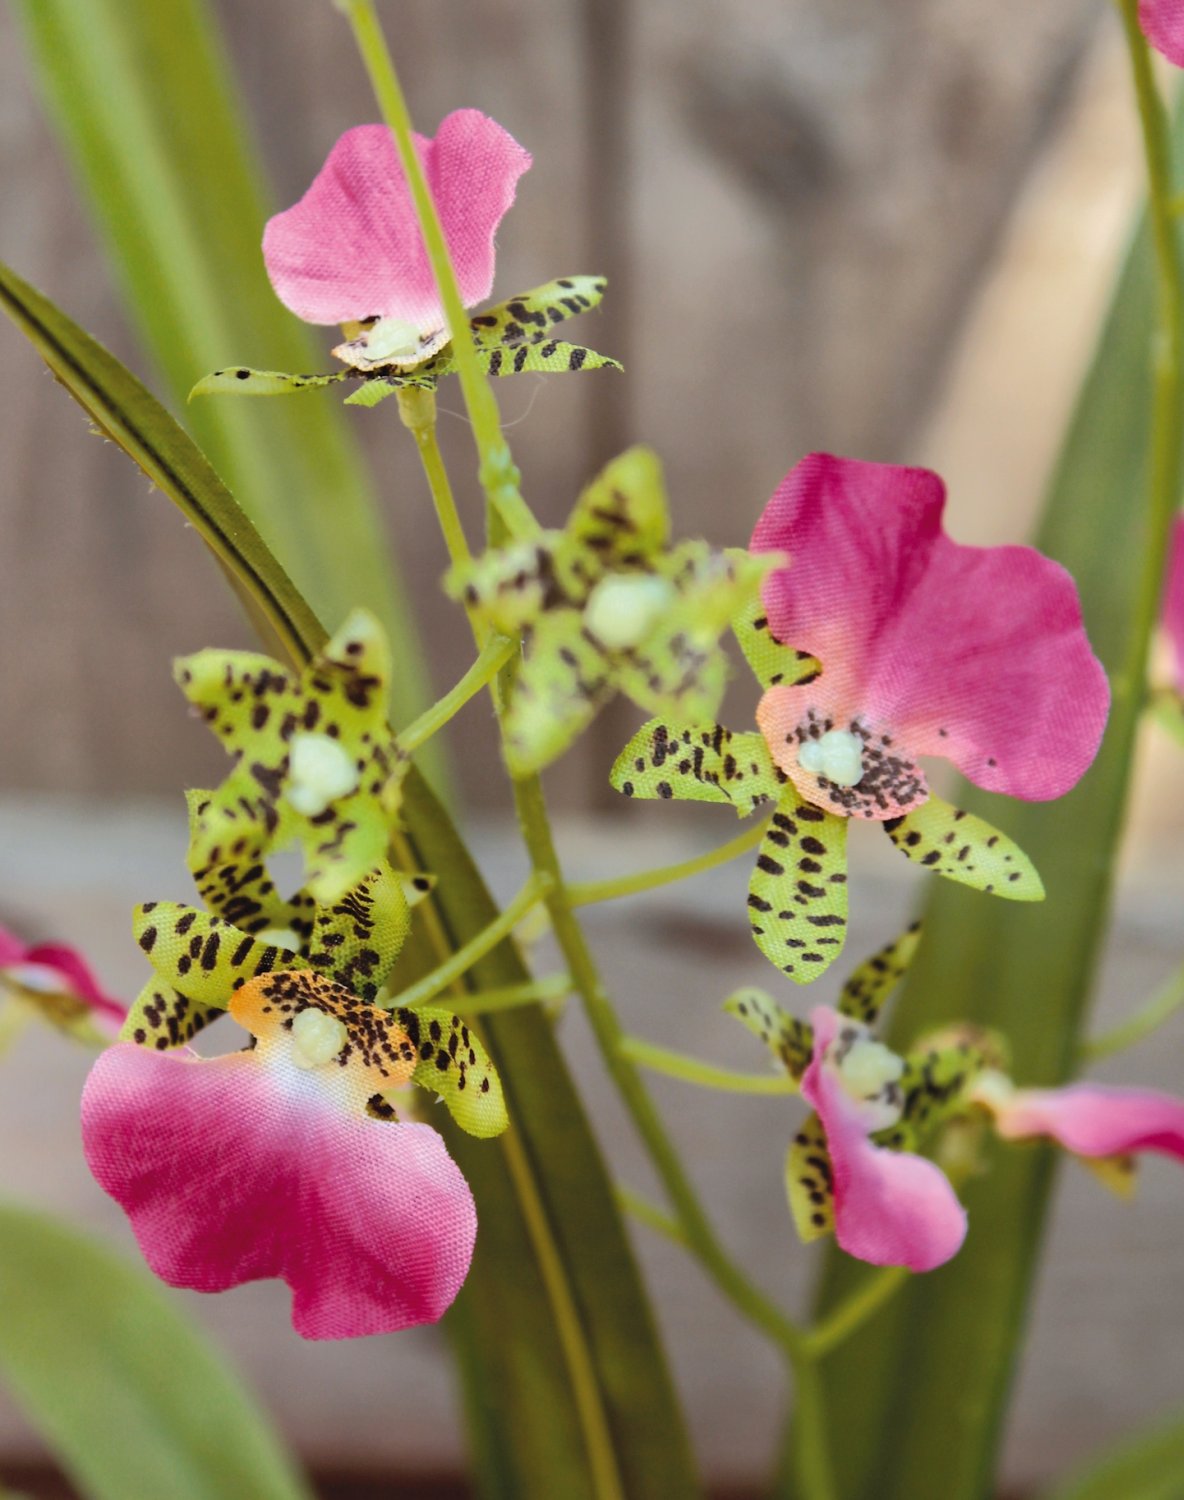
[751,454,1109,802]
[0,926,27,968]
[802,1008,967,1272]
[1164,515,1184,695]
[82,1044,476,1340]
[1141,0,1184,66]
[263,113,531,327]
[23,942,126,1023]
[992,1083,1184,1161]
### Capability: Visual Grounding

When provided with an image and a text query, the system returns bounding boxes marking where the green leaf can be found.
[748,791,849,982]
[723,986,813,1080]
[837,923,923,1025]
[731,573,821,691]
[10,0,434,741]
[881,795,1044,902]
[470,276,609,346]
[0,1204,312,1500]
[611,718,783,815]
[13,269,694,1496]
[1043,1409,1184,1500]
[801,110,1184,1500]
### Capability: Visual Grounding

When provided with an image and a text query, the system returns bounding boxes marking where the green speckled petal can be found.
[469,276,608,347]
[878,1026,1004,1153]
[480,340,621,379]
[132,902,296,1007]
[787,1112,834,1242]
[445,536,559,636]
[882,795,1044,901]
[610,718,782,815]
[120,978,221,1051]
[722,986,812,1081]
[390,1004,508,1137]
[502,611,611,776]
[343,379,407,408]
[748,790,848,982]
[304,864,411,1002]
[189,367,352,398]
[184,789,296,936]
[837,923,924,1025]
[730,567,821,691]
[562,446,669,576]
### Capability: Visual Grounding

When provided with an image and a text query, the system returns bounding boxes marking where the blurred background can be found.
[1,0,1182,1495]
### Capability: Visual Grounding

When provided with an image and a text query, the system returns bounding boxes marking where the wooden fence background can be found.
[0,0,1102,809]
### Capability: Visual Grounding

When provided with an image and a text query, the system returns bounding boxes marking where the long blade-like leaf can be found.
[0,1204,312,1500]
[11,0,432,735]
[0,263,697,1499]
[796,126,1179,1500]
[1043,1409,1184,1500]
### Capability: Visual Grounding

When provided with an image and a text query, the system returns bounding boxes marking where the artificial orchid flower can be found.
[450,446,773,776]
[613,453,1109,982]
[0,923,124,1043]
[971,1072,1184,1196]
[84,968,477,1339]
[191,113,619,409]
[1163,515,1184,695]
[725,927,989,1271]
[1139,0,1184,68]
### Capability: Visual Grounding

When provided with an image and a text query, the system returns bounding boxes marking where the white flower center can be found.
[833,1033,905,1132]
[358,316,422,363]
[286,732,359,817]
[798,729,865,787]
[584,573,676,650]
[290,1006,348,1070]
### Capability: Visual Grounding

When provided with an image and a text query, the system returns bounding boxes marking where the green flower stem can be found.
[395,633,516,754]
[396,387,473,569]
[801,1266,912,1361]
[1079,959,1184,1063]
[1119,0,1184,692]
[338,0,539,541]
[791,1359,839,1500]
[619,1035,798,1096]
[567,817,771,907]
[456,974,573,1015]
[392,871,552,1012]
[615,1185,689,1249]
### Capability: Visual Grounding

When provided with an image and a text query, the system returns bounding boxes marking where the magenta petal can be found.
[263,113,531,327]
[751,454,1109,802]
[801,1008,967,1272]
[24,942,125,1023]
[1164,515,1184,694]
[82,1044,476,1340]
[1141,0,1184,66]
[0,926,27,968]
[992,1083,1184,1162]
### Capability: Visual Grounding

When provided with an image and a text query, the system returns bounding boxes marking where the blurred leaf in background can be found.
[0,1204,314,1500]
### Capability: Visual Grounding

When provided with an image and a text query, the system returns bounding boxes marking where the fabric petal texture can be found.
[989,1082,1184,1162]
[1141,0,1184,67]
[263,113,531,328]
[751,454,1109,807]
[801,1007,967,1272]
[82,1044,476,1340]
[1164,514,1184,694]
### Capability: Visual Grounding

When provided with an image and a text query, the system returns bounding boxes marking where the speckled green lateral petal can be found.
[502,611,611,776]
[610,718,782,815]
[184,789,297,936]
[469,276,608,347]
[882,794,1044,901]
[563,446,669,572]
[343,378,413,408]
[445,536,559,636]
[787,1112,834,1242]
[722,987,812,1081]
[748,790,849,982]
[837,923,924,1025]
[120,978,221,1051]
[292,610,399,904]
[480,340,621,379]
[390,1004,507,1137]
[189,366,353,399]
[133,902,296,1007]
[730,569,821,691]
[878,1029,999,1153]
[304,864,411,1002]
